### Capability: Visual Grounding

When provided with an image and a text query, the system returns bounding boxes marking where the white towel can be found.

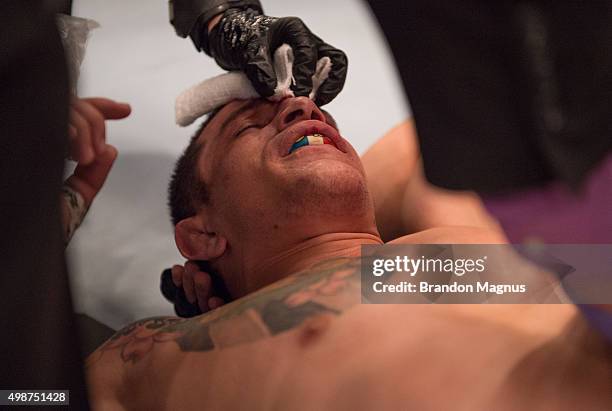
[175,44,332,127]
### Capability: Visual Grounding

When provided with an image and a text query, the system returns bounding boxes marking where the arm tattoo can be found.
[87,257,361,365]
[61,185,87,245]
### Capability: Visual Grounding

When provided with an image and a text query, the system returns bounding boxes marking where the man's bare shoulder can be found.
[389,226,508,245]
[86,257,363,408]
[85,254,603,410]
[88,257,361,364]
[86,225,505,372]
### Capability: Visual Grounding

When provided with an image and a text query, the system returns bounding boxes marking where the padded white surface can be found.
[69,0,410,329]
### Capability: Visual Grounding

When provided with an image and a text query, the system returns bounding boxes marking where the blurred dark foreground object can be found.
[75,314,116,358]
[48,0,73,15]
[367,0,612,193]
[0,1,89,408]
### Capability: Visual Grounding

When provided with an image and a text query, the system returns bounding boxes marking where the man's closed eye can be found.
[234,124,261,137]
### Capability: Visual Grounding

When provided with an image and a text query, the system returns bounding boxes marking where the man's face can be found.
[195,97,372,240]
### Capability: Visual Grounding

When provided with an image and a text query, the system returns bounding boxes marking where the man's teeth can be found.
[289,134,333,154]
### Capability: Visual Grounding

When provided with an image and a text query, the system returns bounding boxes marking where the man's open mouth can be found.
[288,133,338,154]
[278,120,345,157]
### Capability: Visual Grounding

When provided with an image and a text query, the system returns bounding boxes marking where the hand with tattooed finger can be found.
[61,97,131,244]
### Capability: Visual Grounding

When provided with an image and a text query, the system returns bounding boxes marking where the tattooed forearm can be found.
[88,257,362,365]
[61,185,87,245]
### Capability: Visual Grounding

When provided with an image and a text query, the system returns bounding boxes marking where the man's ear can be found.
[175,216,227,261]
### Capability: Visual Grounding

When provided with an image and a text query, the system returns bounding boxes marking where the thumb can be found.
[65,144,118,207]
[244,47,278,98]
[313,42,348,106]
[269,18,317,97]
[83,97,132,120]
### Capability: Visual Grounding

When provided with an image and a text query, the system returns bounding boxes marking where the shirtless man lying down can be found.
[86,97,611,410]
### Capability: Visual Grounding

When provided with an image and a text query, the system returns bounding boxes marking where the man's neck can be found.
[242,232,383,296]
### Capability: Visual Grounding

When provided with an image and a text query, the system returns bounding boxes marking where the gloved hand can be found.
[206,8,348,106]
[160,261,231,317]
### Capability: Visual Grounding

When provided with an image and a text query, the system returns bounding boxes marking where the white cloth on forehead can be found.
[175,44,332,127]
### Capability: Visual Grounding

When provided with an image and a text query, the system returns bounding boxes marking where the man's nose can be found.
[274,97,326,131]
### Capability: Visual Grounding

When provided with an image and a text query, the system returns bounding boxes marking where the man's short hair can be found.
[168,109,220,226]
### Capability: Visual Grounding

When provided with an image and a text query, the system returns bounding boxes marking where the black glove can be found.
[160,268,203,317]
[206,8,348,106]
[160,261,232,318]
